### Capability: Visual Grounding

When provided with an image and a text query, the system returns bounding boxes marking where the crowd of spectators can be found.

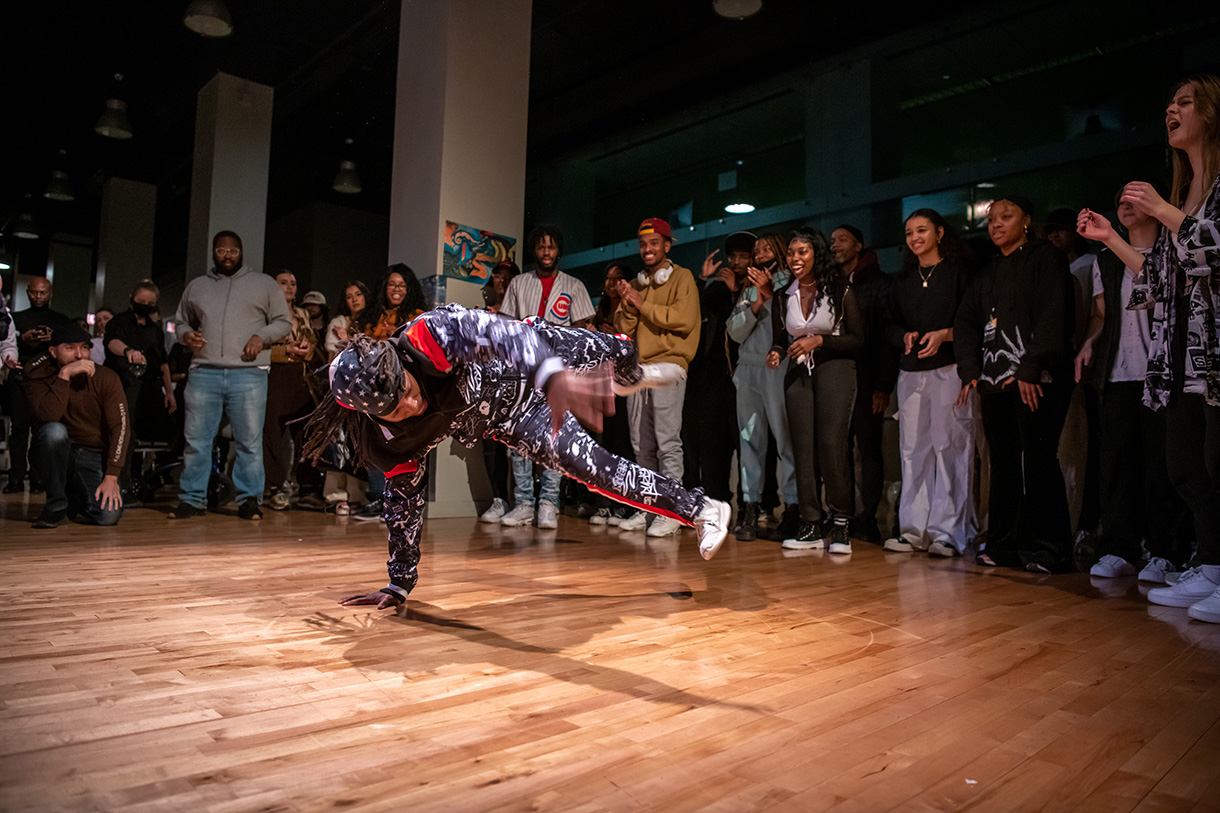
[1,74,1217,623]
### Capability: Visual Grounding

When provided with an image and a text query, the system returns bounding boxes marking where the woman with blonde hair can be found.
[1079,74,1220,621]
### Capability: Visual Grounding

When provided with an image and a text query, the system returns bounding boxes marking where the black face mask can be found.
[131,300,157,318]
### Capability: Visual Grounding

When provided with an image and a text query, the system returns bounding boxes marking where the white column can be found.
[389,0,532,517]
[186,72,274,282]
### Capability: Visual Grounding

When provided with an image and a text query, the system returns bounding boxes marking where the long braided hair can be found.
[300,333,401,470]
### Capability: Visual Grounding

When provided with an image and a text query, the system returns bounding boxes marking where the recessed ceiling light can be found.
[713,0,763,20]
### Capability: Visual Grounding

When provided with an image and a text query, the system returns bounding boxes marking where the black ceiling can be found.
[6,0,983,251]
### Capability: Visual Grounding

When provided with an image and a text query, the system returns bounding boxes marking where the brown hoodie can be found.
[613,261,701,369]
[23,352,132,476]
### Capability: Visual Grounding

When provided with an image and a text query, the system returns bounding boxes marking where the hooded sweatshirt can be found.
[23,351,131,476]
[954,239,1073,393]
[174,264,292,368]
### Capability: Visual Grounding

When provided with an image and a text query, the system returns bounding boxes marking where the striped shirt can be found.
[500,270,594,327]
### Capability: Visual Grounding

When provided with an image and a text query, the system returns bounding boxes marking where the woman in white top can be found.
[765,227,864,554]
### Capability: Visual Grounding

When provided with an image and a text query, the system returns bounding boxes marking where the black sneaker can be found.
[827,522,852,554]
[781,521,824,550]
[736,502,759,541]
[852,515,881,545]
[32,508,68,529]
[238,498,263,521]
[2,479,26,494]
[169,501,206,519]
[353,499,385,522]
[773,505,800,542]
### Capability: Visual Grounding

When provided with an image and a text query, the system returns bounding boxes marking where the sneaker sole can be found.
[1147,590,1209,608]
[1187,604,1220,623]
[781,540,824,550]
[828,544,852,555]
[698,501,732,560]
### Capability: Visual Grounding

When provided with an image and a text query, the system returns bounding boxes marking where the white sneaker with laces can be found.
[614,362,686,397]
[1138,557,1177,584]
[499,503,535,527]
[883,534,918,553]
[1166,566,1196,585]
[694,499,732,560]
[536,501,558,530]
[589,507,611,525]
[646,515,682,537]
[1187,585,1220,624]
[1090,554,1136,578]
[928,540,961,558]
[618,511,647,531]
[479,497,508,524]
[1147,567,1220,608]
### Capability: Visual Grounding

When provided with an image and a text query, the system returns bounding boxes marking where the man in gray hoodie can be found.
[170,231,292,520]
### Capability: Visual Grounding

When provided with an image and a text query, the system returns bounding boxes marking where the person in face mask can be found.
[103,280,177,447]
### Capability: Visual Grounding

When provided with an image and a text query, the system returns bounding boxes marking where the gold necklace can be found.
[918,261,940,288]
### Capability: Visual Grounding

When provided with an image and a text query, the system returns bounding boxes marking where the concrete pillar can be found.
[186,72,274,282]
[95,177,156,311]
[806,60,872,212]
[388,0,532,517]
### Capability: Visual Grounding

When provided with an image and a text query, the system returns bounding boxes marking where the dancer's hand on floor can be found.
[545,365,614,435]
[339,592,402,609]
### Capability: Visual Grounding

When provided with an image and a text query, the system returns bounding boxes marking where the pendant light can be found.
[95,75,134,140]
[183,0,234,38]
[332,138,362,195]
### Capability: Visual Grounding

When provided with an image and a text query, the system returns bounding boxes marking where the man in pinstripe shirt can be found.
[497,224,595,529]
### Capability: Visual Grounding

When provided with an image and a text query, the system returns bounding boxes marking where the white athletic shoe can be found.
[928,540,961,558]
[589,507,611,525]
[646,515,682,538]
[1147,568,1220,608]
[614,362,686,397]
[884,533,919,553]
[1166,566,1197,585]
[1187,585,1220,624]
[499,503,535,527]
[479,497,508,524]
[618,511,647,531]
[695,499,732,560]
[536,501,558,530]
[1090,554,1136,578]
[1138,557,1177,584]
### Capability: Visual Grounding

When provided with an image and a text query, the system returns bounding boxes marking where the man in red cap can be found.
[613,218,701,537]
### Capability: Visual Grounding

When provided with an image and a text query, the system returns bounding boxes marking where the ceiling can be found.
[5,0,1008,258]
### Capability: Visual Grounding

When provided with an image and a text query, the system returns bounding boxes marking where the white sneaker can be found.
[1147,568,1220,608]
[782,522,824,550]
[694,499,732,560]
[479,497,508,523]
[646,515,682,537]
[499,503,535,527]
[618,511,647,531]
[536,501,558,529]
[928,540,961,558]
[589,507,611,525]
[1187,585,1220,624]
[614,362,686,397]
[1090,554,1136,578]
[1138,557,1177,584]
[1166,566,1197,585]
[884,534,919,553]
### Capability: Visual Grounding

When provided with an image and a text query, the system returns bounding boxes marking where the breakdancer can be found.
[302,303,733,609]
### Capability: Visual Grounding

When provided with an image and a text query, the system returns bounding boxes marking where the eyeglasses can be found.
[214,247,240,257]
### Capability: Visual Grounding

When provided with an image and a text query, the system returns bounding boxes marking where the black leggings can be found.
[1164,393,1220,566]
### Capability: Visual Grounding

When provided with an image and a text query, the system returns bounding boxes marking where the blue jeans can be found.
[510,450,561,507]
[34,423,121,525]
[179,366,269,507]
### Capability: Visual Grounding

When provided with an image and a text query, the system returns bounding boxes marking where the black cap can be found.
[1042,208,1077,231]
[724,231,757,254]
[50,324,91,346]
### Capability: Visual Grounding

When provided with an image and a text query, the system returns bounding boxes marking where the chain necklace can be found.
[918,261,941,288]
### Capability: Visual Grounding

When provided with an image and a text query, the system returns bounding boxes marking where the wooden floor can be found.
[2,495,1220,813]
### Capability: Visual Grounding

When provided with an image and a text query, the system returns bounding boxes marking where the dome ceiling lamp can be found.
[183,0,234,38]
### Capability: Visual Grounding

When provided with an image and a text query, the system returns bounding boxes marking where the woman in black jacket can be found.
[766,227,864,553]
[955,196,1075,572]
